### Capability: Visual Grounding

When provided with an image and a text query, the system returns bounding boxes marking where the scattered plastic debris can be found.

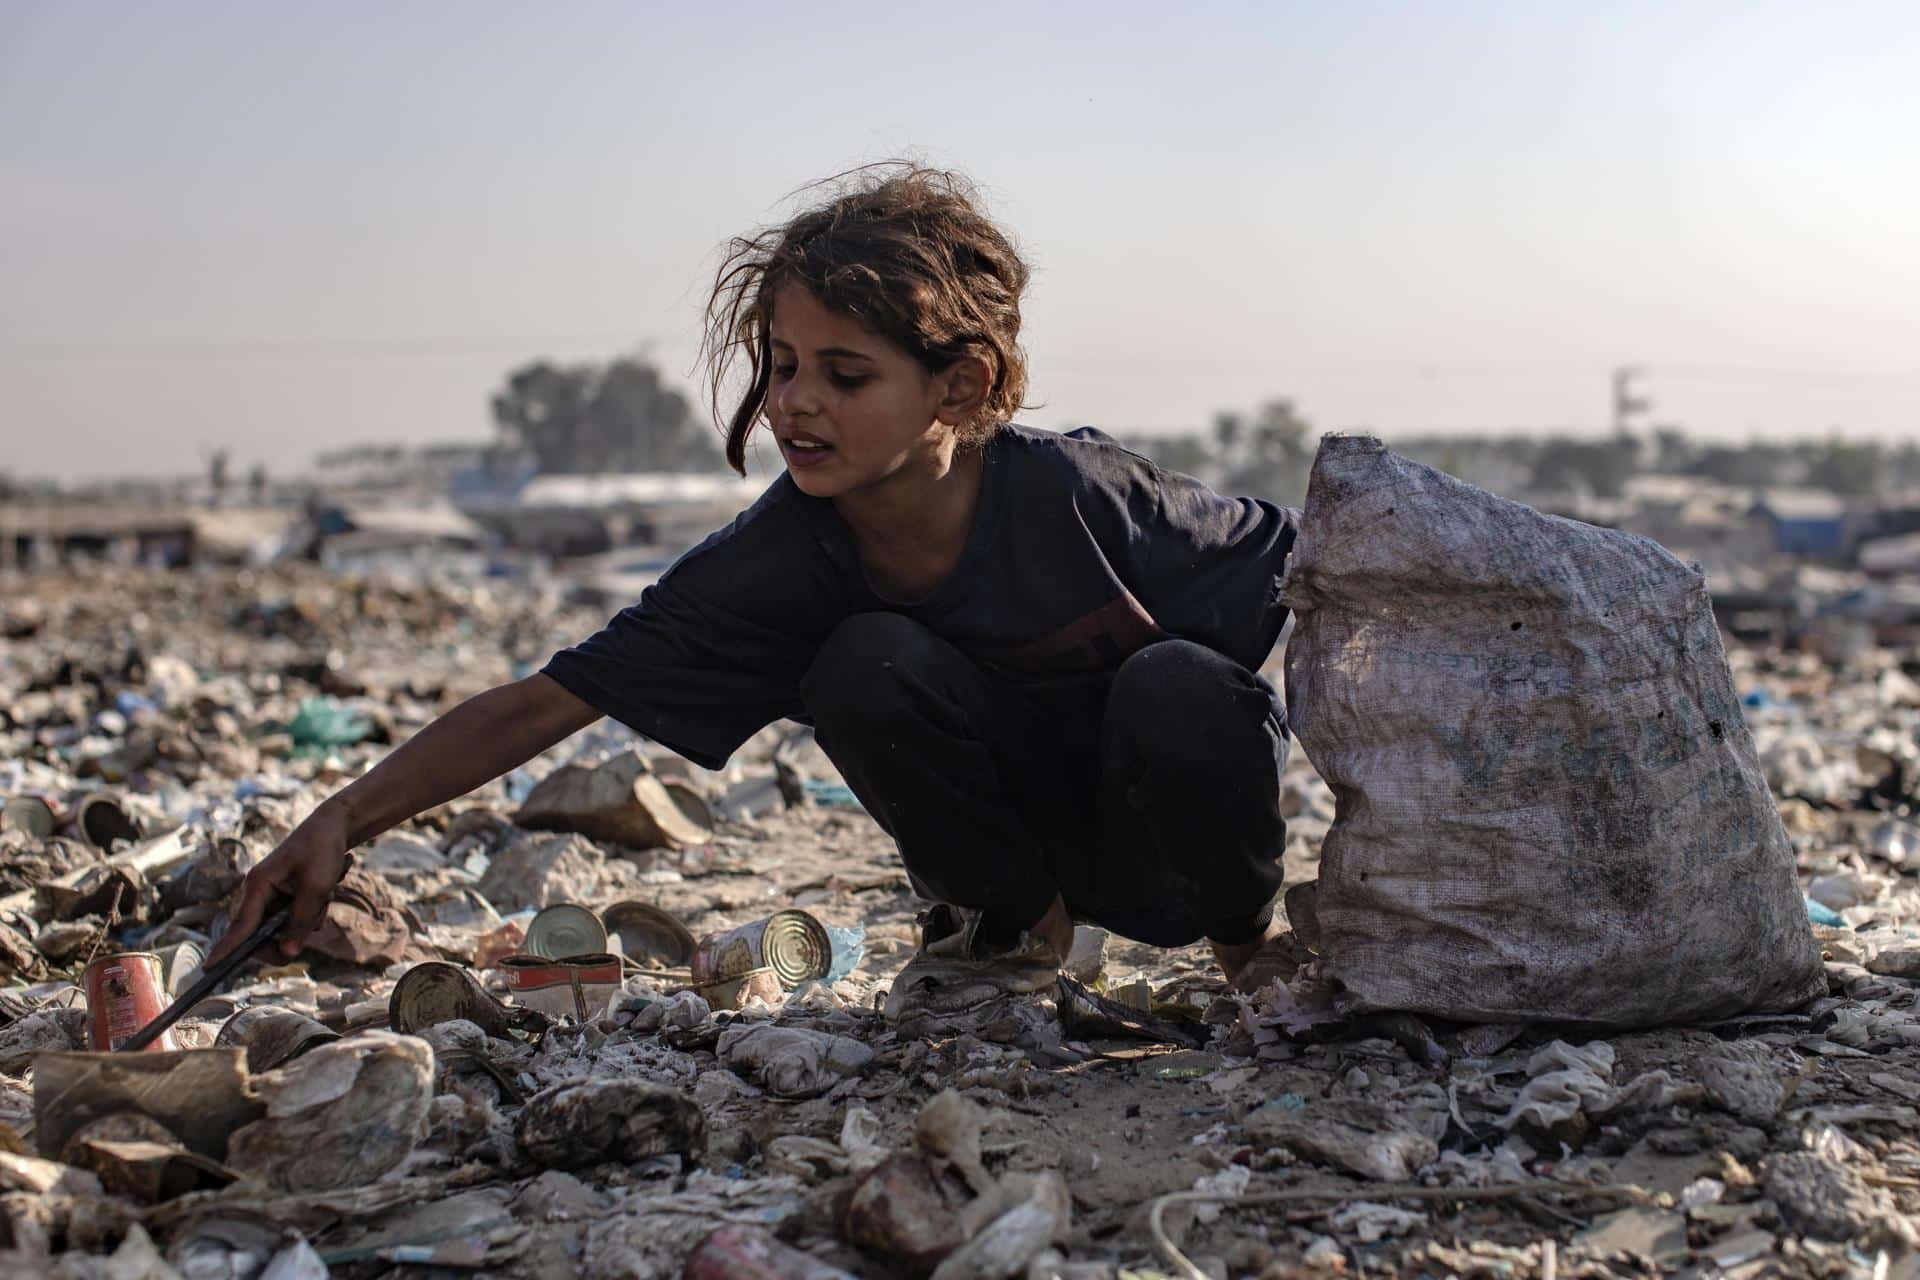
[4,562,1919,1276]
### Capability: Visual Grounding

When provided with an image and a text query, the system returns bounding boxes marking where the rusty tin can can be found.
[682,1225,856,1280]
[388,961,515,1037]
[498,952,623,1022]
[215,1005,340,1073]
[84,952,176,1052]
[524,903,608,960]
[693,966,784,1012]
[690,910,830,988]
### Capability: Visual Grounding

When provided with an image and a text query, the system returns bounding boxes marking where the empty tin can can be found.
[151,941,204,997]
[84,952,176,1052]
[690,911,830,988]
[0,794,59,839]
[388,961,515,1037]
[524,904,608,960]
[661,781,717,833]
[73,793,142,851]
[215,1005,340,1072]
[601,901,696,968]
[498,952,623,1022]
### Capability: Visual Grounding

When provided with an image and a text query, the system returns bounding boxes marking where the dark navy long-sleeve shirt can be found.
[542,425,1298,768]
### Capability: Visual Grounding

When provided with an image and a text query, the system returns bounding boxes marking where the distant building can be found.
[1862,489,1920,547]
[1614,474,1771,576]
[1750,489,1849,557]
[0,503,293,569]
[453,471,760,558]
[1860,531,1920,578]
[314,501,486,555]
[312,442,497,495]
[306,500,490,579]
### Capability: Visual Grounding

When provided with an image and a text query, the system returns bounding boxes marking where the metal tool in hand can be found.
[115,907,291,1053]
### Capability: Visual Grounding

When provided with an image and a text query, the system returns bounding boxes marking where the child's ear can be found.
[933,354,992,427]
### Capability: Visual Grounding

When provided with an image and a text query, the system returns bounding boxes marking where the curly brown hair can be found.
[702,164,1032,475]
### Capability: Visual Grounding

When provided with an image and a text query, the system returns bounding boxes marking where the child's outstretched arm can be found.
[207,673,600,964]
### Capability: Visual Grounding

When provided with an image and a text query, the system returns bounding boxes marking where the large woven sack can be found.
[1282,435,1823,1026]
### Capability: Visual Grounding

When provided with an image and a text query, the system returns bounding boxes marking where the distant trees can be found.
[1141,435,1213,479]
[1529,435,1641,499]
[1689,442,1792,489]
[1217,399,1314,502]
[1805,442,1884,498]
[1651,427,1692,473]
[491,357,721,474]
[1123,402,1920,505]
[1685,438,1913,497]
[1129,400,1315,502]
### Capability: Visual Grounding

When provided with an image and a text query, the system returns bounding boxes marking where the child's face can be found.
[765,284,967,500]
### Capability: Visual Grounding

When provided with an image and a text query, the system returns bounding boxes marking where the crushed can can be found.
[694,966,784,1012]
[523,903,608,960]
[690,910,831,989]
[215,1005,340,1072]
[682,1225,857,1280]
[498,952,623,1022]
[84,952,176,1052]
[388,961,515,1038]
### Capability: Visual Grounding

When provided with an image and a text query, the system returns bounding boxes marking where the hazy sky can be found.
[5,1,1918,479]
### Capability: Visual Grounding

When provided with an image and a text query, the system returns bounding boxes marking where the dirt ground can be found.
[3,566,1919,1279]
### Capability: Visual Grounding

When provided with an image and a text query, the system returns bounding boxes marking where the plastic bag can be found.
[1282,435,1822,1026]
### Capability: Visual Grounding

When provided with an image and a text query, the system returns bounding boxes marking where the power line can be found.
[1649,362,1920,387]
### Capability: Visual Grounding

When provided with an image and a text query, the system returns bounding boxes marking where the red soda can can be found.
[84,952,177,1052]
[681,1226,856,1280]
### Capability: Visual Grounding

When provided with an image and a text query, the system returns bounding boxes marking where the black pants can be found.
[801,613,1288,949]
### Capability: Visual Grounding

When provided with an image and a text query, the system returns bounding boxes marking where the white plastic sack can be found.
[1282,435,1822,1026]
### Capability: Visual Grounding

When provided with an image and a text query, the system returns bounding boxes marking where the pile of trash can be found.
[2,563,1918,1278]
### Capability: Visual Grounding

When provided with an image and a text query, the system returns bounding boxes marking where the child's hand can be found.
[207,802,354,964]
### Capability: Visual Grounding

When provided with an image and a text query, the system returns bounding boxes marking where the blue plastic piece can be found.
[1805,896,1843,927]
[802,778,862,810]
[286,697,371,758]
[823,924,866,983]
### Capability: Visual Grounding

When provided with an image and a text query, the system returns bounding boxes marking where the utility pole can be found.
[1612,366,1651,434]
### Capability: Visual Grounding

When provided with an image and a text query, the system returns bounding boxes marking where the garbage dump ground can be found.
[3,564,1920,1278]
